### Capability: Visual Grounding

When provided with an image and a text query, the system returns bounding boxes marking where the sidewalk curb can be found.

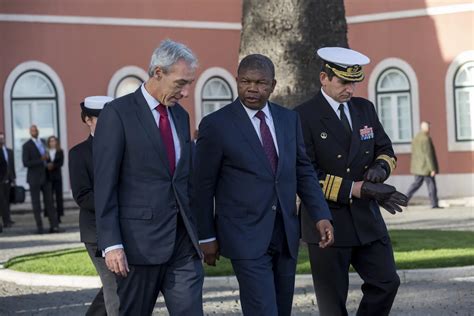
[1,265,473,289]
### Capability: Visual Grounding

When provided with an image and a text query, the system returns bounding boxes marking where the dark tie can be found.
[255,111,278,174]
[156,104,176,175]
[339,103,352,135]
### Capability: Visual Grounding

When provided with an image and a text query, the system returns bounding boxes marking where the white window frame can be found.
[3,61,69,191]
[445,51,474,151]
[107,66,148,98]
[368,58,420,153]
[194,67,237,127]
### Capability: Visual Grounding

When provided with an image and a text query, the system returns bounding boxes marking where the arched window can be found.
[201,77,233,117]
[107,66,148,98]
[11,70,59,187]
[453,61,474,141]
[376,68,413,144]
[115,75,143,98]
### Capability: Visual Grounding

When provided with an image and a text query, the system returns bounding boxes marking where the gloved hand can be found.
[364,163,388,183]
[360,182,408,214]
[360,182,395,201]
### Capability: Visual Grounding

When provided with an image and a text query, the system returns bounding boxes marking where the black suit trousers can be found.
[116,214,203,316]
[0,182,11,224]
[30,181,58,230]
[308,236,400,316]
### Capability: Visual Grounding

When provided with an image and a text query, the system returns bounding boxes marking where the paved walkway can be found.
[0,198,473,315]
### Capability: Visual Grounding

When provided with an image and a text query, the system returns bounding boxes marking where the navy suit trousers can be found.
[231,211,296,316]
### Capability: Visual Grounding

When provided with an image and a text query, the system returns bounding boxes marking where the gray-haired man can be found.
[94,39,203,315]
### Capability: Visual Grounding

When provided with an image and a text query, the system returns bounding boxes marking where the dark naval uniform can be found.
[295,91,400,316]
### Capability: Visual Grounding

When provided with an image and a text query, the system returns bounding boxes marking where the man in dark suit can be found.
[22,125,62,234]
[295,47,407,316]
[69,96,119,316]
[192,54,334,316]
[0,132,16,229]
[94,40,203,316]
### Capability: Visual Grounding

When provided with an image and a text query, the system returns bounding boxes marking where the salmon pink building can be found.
[1,0,473,197]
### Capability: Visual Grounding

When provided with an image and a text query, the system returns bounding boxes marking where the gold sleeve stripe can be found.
[376,154,397,173]
[329,176,342,202]
[321,174,343,202]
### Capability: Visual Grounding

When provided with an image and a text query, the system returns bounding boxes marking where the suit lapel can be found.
[133,88,171,176]
[230,100,274,175]
[269,103,285,178]
[347,100,362,165]
[316,92,351,151]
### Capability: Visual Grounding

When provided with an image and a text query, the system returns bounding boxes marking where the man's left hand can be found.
[315,219,334,248]
[364,163,387,183]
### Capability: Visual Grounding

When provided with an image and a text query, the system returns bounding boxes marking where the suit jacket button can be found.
[337,154,342,159]
[272,205,277,211]
[364,165,368,169]
[346,168,350,173]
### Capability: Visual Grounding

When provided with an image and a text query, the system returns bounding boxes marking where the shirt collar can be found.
[141,83,168,114]
[321,88,348,113]
[240,101,272,121]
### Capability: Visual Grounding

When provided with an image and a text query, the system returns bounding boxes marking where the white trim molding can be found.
[107,66,148,97]
[445,50,474,152]
[368,58,420,153]
[347,3,474,24]
[0,14,241,30]
[194,67,237,127]
[3,60,70,191]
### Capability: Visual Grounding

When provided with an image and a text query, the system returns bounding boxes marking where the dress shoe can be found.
[432,206,444,209]
[36,228,44,234]
[0,225,3,233]
[4,222,12,228]
[49,227,66,233]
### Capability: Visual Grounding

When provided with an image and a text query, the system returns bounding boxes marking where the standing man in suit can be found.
[94,39,203,316]
[0,132,16,228]
[22,125,63,234]
[69,96,119,316]
[406,121,442,208]
[193,54,334,316]
[295,47,407,316]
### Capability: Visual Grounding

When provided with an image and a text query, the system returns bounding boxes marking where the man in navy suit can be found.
[94,40,203,316]
[192,54,334,316]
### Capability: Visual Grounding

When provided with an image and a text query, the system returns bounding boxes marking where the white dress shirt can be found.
[104,84,182,254]
[321,88,353,129]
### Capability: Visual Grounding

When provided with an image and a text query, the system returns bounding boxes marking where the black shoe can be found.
[4,222,12,228]
[36,228,44,234]
[0,225,3,233]
[49,227,65,233]
[432,206,444,209]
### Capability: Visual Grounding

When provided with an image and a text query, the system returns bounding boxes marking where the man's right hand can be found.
[200,240,219,266]
[105,248,129,277]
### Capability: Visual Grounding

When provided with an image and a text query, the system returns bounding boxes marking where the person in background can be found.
[22,125,63,234]
[0,132,16,229]
[46,135,64,223]
[406,121,442,209]
[69,96,119,316]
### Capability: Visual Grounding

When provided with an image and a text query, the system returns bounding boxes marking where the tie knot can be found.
[156,104,168,117]
[338,104,345,112]
[255,110,266,121]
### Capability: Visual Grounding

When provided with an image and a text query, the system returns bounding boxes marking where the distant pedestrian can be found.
[69,96,119,316]
[46,136,64,223]
[406,121,442,208]
[22,125,63,234]
[0,132,16,229]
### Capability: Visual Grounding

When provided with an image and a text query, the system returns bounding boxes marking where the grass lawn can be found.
[5,230,474,276]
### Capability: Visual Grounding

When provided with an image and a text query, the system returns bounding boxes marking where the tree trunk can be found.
[239,0,348,107]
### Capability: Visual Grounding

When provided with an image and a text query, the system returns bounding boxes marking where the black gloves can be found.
[364,162,388,183]
[360,182,408,214]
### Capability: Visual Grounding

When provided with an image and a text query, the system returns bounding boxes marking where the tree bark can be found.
[239,0,348,107]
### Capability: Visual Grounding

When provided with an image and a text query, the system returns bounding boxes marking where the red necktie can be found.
[255,111,278,174]
[156,104,176,175]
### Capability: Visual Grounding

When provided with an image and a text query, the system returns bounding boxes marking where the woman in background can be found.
[46,136,64,223]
